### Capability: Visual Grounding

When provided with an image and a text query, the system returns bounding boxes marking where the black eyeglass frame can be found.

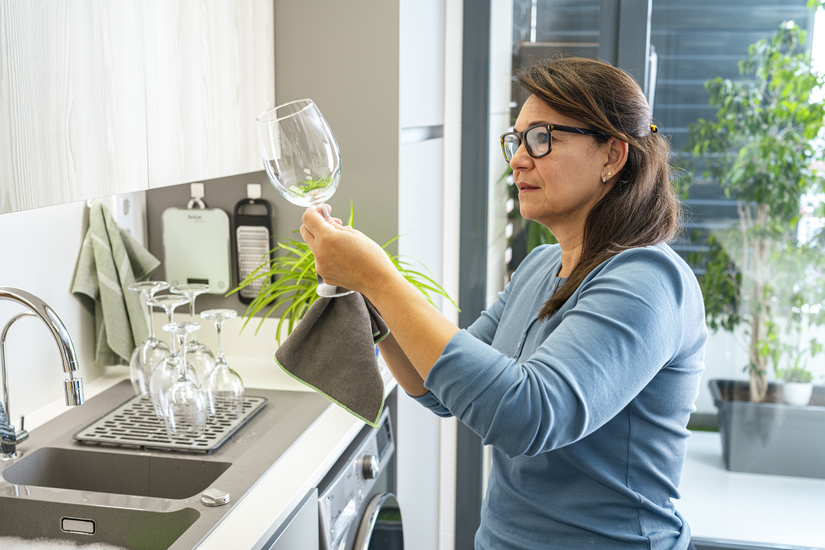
[500,123,606,162]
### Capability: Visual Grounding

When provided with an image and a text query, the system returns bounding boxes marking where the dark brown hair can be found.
[515,57,682,319]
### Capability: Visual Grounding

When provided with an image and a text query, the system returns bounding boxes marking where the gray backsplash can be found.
[145,171,304,317]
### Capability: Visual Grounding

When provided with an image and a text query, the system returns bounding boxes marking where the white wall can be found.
[0,201,104,426]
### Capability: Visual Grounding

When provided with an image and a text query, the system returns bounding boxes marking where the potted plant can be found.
[686,20,825,477]
[771,311,821,406]
[779,362,815,406]
[229,205,457,343]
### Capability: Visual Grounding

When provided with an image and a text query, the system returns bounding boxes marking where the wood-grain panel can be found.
[143,0,274,190]
[0,0,148,214]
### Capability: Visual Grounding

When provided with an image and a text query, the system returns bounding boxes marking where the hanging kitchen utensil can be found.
[162,183,232,295]
[234,184,274,304]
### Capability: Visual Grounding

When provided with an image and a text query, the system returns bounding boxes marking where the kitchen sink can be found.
[0,380,331,549]
[0,495,200,550]
[3,447,231,499]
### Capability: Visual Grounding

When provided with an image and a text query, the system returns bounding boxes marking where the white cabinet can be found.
[0,0,275,215]
[0,0,148,214]
[264,489,319,550]
[143,0,274,189]
[399,0,445,129]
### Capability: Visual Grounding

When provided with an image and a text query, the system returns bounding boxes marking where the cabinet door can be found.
[0,0,148,214]
[399,0,445,129]
[266,488,319,550]
[143,0,274,189]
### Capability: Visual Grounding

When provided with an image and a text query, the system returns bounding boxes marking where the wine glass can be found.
[170,283,216,384]
[149,322,199,420]
[146,294,190,417]
[257,98,352,298]
[200,309,244,417]
[127,281,171,396]
[161,322,208,438]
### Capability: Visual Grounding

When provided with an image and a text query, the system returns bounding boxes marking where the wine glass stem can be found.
[145,293,156,339]
[166,308,177,354]
[190,295,199,344]
[216,321,226,362]
[176,333,190,382]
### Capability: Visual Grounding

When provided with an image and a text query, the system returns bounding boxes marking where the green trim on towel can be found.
[273,354,385,429]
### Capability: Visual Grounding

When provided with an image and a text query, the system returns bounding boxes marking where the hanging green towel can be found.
[71,200,160,366]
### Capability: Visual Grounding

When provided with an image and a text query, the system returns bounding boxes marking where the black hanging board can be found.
[234,198,274,304]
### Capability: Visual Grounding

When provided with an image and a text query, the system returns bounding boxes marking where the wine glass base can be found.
[316,282,354,298]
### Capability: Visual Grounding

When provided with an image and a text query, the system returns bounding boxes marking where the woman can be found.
[301,57,707,549]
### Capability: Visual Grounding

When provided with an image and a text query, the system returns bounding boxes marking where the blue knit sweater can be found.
[412,243,707,549]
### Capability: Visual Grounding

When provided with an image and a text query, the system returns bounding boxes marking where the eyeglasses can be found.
[500,123,605,162]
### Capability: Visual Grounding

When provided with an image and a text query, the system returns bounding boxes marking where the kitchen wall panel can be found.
[0,0,148,214]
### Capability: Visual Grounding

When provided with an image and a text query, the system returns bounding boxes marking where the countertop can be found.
[23,320,397,550]
[678,431,825,549]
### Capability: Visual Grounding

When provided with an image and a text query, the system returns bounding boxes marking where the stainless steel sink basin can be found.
[0,380,332,549]
[0,495,200,549]
[3,447,231,499]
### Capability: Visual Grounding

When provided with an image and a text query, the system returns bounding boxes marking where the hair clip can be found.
[650,124,658,133]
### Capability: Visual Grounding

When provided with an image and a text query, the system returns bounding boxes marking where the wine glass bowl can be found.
[200,309,244,417]
[257,98,351,298]
[257,99,341,208]
[161,322,208,439]
[170,283,216,384]
[127,281,171,396]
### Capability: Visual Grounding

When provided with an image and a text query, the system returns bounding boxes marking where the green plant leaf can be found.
[228,205,458,344]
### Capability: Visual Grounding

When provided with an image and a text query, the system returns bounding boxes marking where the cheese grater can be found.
[234,184,274,304]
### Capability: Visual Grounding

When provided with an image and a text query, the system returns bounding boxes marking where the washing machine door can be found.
[352,493,404,550]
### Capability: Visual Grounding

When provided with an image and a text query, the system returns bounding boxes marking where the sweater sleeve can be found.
[408,254,521,416]
[423,247,688,458]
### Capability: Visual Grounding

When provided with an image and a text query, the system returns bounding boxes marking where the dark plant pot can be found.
[709,379,825,479]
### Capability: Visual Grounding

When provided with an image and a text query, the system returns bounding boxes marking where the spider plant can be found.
[228,206,457,343]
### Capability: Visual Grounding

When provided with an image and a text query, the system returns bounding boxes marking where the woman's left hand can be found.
[300,206,398,298]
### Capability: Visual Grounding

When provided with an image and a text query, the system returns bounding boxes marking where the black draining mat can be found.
[73,394,267,453]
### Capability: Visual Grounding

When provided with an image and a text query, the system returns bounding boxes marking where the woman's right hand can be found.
[300,206,398,298]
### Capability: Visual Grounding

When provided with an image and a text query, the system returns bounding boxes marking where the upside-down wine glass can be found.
[162,321,209,439]
[147,294,190,417]
[257,98,352,298]
[200,309,244,417]
[127,281,171,396]
[170,283,216,384]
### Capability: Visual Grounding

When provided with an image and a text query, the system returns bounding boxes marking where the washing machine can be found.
[318,407,403,550]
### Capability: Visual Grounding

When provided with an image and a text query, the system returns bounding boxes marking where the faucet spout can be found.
[0,287,85,459]
[0,287,80,376]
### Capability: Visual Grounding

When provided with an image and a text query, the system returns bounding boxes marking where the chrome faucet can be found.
[0,287,85,460]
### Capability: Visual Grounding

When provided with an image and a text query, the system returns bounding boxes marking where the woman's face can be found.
[510,95,613,236]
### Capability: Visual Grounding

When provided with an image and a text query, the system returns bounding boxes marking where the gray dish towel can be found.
[71,201,161,366]
[275,292,390,428]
